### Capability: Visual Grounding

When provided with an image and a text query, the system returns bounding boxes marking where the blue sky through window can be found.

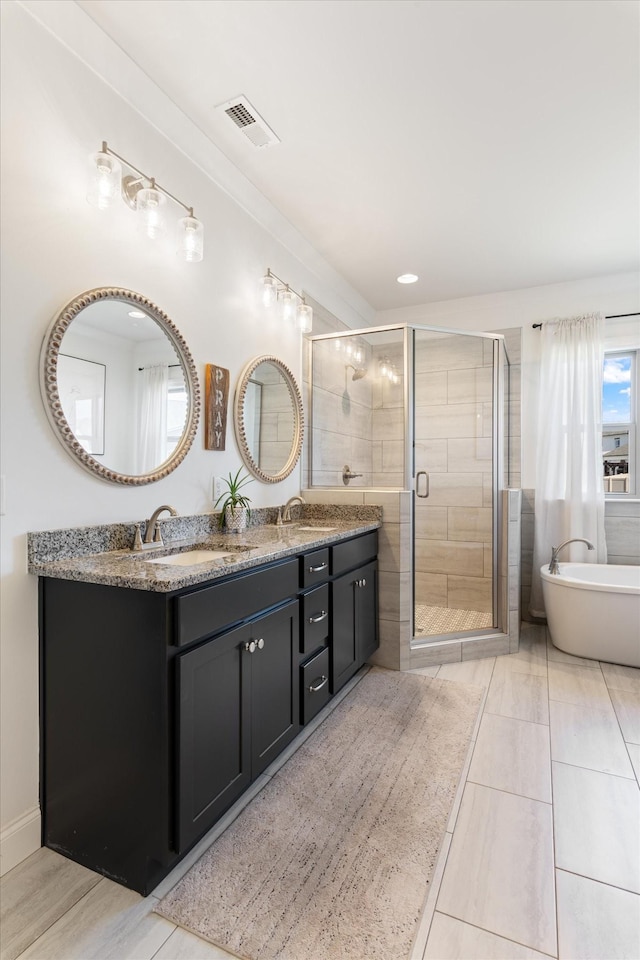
[603,355,631,424]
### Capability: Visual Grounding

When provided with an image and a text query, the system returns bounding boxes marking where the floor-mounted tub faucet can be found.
[548,538,594,574]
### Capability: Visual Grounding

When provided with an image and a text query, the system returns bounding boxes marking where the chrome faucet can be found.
[548,538,594,574]
[134,504,178,550]
[278,495,306,525]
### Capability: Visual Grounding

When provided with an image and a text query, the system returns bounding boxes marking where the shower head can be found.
[346,364,367,381]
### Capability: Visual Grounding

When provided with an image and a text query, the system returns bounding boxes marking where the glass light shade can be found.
[297,302,313,334]
[177,215,204,262]
[262,273,278,307]
[137,185,166,239]
[86,150,121,210]
[279,287,296,323]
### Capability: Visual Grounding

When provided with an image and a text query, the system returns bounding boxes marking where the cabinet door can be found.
[250,601,300,776]
[176,623,251,852]
[356,560,378,663]
[331,560,379,694]
[331,572,358,693]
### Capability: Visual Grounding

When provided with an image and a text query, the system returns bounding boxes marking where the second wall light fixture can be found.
[262,268,313,333]
[87,142,204,262]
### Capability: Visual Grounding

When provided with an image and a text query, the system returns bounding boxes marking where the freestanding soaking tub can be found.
[541,562,640,668]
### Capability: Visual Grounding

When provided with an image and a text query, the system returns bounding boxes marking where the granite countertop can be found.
[28,519,381,593]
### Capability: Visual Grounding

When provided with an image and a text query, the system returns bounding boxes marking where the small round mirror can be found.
[234,356,304,483]
[40,288,200,484]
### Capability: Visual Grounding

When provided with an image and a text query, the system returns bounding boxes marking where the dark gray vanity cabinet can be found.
[176,600,299,853]
[38,528,378,896]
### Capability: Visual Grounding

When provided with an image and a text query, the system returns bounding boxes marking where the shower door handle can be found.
[416,471,429,498]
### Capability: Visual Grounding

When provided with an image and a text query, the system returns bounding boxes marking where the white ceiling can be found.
[76,0,639,311]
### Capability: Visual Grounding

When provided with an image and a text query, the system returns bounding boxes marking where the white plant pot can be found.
[225,505,248,533]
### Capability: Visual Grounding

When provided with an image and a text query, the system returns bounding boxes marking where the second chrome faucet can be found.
[276,495,306,525]
[133,505,178,550]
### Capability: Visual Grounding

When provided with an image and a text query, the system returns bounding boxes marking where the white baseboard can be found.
[0,806,41,876]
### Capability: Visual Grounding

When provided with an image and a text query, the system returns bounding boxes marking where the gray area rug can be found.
[156,666,483,960]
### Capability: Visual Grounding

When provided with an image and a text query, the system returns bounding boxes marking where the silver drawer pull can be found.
[308,610,328,624]
[308,562,328,573]
[309,675,328,693]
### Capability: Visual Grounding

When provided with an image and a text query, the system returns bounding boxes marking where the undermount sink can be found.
[295,526,337,532]
[145,549,238,566]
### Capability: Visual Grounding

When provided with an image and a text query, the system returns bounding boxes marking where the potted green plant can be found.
[214,467,253,532]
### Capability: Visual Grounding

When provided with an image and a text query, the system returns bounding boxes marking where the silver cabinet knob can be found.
[244,640,256,654]
[256,638,265,650]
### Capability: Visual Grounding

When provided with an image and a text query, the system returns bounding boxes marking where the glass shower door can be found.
[412,328,498,640]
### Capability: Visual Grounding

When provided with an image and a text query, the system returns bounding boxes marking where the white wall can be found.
[0,1,373,873]
[375,271,640,488]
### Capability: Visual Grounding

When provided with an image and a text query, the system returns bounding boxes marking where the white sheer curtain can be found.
[138,363,168,474]
[529,314,607,617]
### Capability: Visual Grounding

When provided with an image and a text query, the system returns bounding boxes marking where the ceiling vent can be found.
[218,96,280,148]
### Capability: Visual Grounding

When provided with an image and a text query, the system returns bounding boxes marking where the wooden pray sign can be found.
[204,364,229,450]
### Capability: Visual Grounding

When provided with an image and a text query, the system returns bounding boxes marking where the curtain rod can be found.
[137,363,181,370]
[532,312,640,329]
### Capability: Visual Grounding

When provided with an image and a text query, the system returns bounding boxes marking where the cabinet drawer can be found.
[300,548,330,588]
[174,559,298,647]
[331,531,378,576]
[301,584,329,655]
[301,647,330,725]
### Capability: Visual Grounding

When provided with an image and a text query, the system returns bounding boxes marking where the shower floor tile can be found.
[415,602,493,636]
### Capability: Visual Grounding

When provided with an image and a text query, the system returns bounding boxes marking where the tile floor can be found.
[1,624,638,960]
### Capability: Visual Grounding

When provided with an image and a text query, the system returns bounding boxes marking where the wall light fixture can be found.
[87,142,204,262]
[261,268,313,333]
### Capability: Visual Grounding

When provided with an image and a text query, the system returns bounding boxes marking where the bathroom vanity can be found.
[33,520,378,894]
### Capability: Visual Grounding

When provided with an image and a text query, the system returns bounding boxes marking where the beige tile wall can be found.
[308,337,373,487]
[413,334,494,614]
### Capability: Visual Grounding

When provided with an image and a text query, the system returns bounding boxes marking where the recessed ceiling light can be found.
[396,274,418,284]
[128,310,146,318]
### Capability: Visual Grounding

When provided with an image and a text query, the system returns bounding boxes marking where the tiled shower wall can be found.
[371,342,405,487]
[307,337,373,488]
[413,334,495,614]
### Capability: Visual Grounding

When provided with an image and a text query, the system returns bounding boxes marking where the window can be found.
[602,350,637,496]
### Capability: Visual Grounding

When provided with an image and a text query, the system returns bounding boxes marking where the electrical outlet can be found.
[212,476,224,502]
